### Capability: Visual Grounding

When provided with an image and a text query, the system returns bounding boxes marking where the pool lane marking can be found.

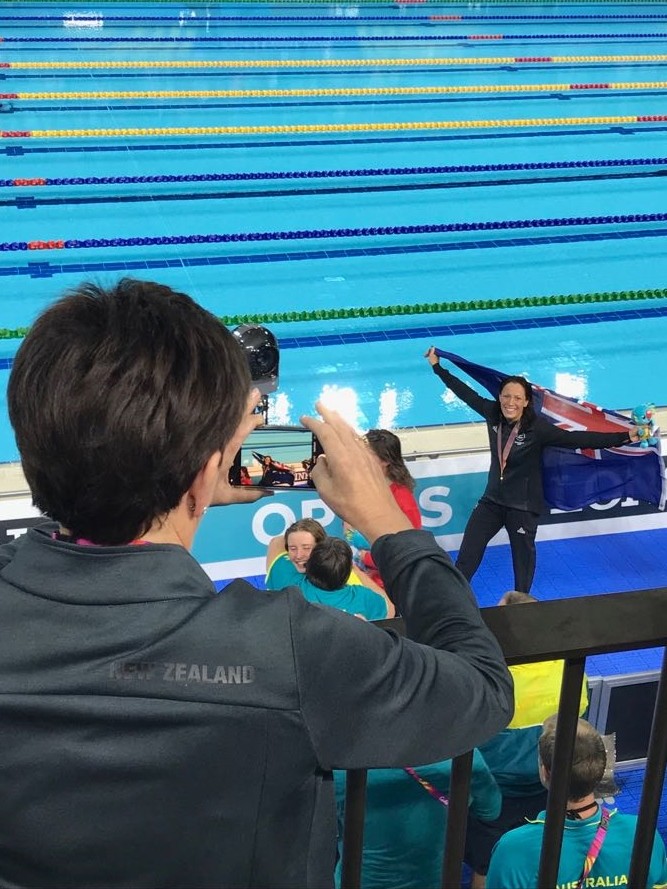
[4,157,666,189]
[4,210,667,252]
[2,227,667,281]
[4,32,667,42]
[4,115,667,139]
[4,81,667,99]
[4,55,667,70]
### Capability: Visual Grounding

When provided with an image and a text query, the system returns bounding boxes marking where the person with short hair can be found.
[465,591,588,889]
[486,716,667,889]
[305,537,354,592]
[266,519,395,617]
[0,277,513,888]
[268,534,389,620]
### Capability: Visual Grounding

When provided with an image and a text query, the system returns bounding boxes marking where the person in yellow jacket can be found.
[465,591,589,889]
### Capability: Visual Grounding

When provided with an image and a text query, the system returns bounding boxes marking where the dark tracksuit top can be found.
[0,525,513,889]
[431,364,630,515]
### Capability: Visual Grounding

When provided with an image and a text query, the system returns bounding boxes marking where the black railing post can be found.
[537,656,586,888]
[341,769,368,889]
[628,647,667,887]
[441,749,473,889]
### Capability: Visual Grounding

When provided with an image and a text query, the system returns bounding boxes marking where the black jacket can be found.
[0,526,512,889]
[432,364,629,514]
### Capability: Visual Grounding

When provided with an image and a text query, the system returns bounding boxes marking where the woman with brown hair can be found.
[347,429,422,588]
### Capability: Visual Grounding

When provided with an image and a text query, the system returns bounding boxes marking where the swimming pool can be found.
[1,0,666,462]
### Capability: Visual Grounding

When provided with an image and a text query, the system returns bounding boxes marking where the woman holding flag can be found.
[425,348,640,594]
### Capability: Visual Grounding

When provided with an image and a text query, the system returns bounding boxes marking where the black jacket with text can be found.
[0,526,512,888]
[432,363,629,515]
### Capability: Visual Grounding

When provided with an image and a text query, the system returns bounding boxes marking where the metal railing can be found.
[341,587,667,888]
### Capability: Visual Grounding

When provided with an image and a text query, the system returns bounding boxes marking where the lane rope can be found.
[220,287,667,326]
[4,32,667,43]
[7,13,667,21]
[3,211,667,252]
[4,55,667,70]
[3,156,666,188]
[3,81,667,100]
[0,287,664,341]
[3,115,667,139]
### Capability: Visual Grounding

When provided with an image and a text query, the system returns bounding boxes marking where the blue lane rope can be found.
[5,13,667,20]
[5,33,667,42]
[4,156,667,188]
[6,211,667,252]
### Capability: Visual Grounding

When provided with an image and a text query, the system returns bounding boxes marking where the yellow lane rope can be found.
[5,54,667,70]
[7,115,664,139]
[6,81,667,99]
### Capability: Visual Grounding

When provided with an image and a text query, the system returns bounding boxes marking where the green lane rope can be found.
[220,286,666,325]
[0,286,663,340]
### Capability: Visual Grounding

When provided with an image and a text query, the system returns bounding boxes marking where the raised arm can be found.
[297,403,514,770]
[292,531,514,769]
[424,347,495,419]
[537,418,636,450]
[266,534,286,575]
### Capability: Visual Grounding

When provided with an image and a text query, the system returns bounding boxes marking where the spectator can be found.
[466,591,589,889]
[267,520,395,617]
[0,277,513,888]
[345,428,421,588]
[486,716,667,888]
[268,534,389,620]
[334,750,501,888]
[267,517,326,576]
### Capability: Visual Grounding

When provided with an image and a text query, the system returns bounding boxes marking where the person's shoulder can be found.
[495,817,544,852]
[266,552,300,588]
[346,584,386,620]
[0,534,29,566]
[0,522,55,568]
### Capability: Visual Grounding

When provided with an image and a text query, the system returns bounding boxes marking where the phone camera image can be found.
[229,426,323,491]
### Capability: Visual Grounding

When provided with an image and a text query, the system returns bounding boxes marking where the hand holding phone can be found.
[301,404,414,544]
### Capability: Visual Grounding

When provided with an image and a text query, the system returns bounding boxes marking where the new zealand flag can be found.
[434,349,666,511]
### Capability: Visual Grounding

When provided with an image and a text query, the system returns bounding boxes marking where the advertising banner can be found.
[1,453,665,582]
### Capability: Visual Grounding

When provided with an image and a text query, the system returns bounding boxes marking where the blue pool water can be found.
[0,0,666,461]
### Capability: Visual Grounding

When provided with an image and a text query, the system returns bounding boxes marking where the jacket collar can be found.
[1,526,216,605]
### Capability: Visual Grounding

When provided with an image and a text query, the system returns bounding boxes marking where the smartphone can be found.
[229,425,324,491]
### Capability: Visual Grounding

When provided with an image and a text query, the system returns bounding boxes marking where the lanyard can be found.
[404,767,449,807]
[497,420,520,481]
[575,807,612,889]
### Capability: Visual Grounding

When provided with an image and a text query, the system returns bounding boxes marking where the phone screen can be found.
[229,426,323,491]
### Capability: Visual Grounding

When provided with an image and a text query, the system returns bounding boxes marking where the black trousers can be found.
[455,499,540,593]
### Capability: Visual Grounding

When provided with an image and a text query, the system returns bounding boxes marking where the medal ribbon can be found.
[497,420,520,481]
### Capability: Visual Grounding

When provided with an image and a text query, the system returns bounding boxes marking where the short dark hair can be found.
[284,518,326,548]
[365,429,415,492]
[305,538,352,592]
[539,716,607,801]
[8,278,250,545]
